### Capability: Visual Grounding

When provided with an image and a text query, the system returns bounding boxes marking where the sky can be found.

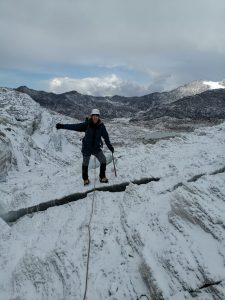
[0,0,225,96]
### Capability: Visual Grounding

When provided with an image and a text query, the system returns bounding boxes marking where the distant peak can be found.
[16,86,31,91]
[203,80,225,90]
[64,90,80,95]
[17,85,29,89]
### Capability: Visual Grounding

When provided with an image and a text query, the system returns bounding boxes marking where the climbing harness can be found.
[83,156,97,300]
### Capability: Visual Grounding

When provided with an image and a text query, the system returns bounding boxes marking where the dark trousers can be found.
[82,151,107,180]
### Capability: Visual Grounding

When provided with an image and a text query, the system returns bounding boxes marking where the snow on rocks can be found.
[0,132,13,180]
[203,81,225,90]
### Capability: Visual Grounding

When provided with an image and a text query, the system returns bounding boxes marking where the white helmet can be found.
[91,108,100,115]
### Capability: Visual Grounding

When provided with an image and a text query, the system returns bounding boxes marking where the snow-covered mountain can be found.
[137,88,225,121]
[0,88,225,299]
[16,79,225,121]
[203,80,225,90]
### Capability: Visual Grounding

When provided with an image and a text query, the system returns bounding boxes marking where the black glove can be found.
[56,123,64,130]
[111,146,114,153]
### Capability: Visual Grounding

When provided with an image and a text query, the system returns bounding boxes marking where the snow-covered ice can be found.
[0,88,225,299]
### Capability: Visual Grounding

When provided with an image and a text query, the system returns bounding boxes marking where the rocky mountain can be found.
[16,80,225,121]
[134,89,225,121]
[16,86,137,120]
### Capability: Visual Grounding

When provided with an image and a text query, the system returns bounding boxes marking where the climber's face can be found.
[92,114,99,124]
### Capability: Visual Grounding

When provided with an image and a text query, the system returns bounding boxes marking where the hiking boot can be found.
[99,177,108,183]
[84,179,90,186]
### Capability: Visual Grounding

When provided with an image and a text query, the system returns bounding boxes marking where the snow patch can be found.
[203,80,225,90]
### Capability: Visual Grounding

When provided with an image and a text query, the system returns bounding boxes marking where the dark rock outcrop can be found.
[16,81,225,121]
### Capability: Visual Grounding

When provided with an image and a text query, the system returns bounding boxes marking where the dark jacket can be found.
[63,118,113,156]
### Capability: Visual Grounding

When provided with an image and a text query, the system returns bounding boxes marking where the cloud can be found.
[48,74,149,96]
[0,0,225,90]
[48,72,178,96]
[1,0,225,66]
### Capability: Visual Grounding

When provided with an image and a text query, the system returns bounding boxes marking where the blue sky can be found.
[1,0,225,96]
[0,62,153,94]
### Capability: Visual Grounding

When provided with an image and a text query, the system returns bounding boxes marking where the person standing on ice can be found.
[56,109,114,185]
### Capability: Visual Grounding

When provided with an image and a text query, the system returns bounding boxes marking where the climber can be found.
[56,109,114,185]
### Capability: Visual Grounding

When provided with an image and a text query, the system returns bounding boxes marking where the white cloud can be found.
[1,0,225,88]
[1,0,225,70]
[48,74,158,96]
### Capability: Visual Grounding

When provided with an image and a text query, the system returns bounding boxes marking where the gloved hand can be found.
[111,146,114,153]
[56,123,64,130]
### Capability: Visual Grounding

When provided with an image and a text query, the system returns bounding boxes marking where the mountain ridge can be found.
[16,79,225,121]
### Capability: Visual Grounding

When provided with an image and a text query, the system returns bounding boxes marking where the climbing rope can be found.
[83,156,97,300]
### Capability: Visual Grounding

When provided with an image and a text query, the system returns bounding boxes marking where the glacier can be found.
[0,88,225,299]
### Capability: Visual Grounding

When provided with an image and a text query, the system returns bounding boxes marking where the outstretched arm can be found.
[102,124,114,152]
[56,122,87,132]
